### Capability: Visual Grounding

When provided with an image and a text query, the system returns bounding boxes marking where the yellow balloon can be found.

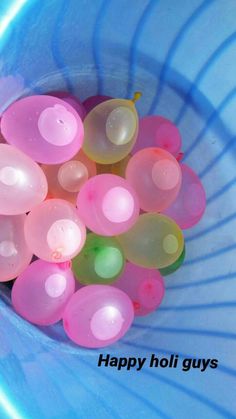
[106,106,136,145]
[83,98,139,164]
[117,213,184,269]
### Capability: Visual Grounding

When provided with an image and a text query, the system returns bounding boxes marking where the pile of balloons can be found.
[0,91,206,348]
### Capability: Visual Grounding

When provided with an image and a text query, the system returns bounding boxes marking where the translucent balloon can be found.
[106,106,136,145]
[117,213,184,269]
[164,163,206,229]
[159,246,185,276]
[58,161,88,192]
[63,285,134,348]
[114,263,165,316]
[47,91,87,120]
[12,259,75,325]
[72,233,125,285]
[0,214,32,282]
[0,144,48,215]
[83,98,138,163]
[77,174,140,236]
[132,115,182,157]
[42,150,96,204]
[83,95,112,113]
[126,147,182,212]
[1,95,84,164]
[96,154,131,178]
[24,199,86,263]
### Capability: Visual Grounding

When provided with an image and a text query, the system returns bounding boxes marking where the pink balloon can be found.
[164,163,206,229]
[132,116,182,157]
[12,259,75,325]
[114,263,165,316]
[63,285,134,347]
[126,147,182,212]
[0,214,32,282]
[0,144,48,215]
[83,95,112,113]
[47,91,87,120]
[24,199,86,263]
[1,95,84,164]
[77,174,140,236]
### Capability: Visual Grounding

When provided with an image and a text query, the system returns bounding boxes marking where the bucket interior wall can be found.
[0,1,236,418]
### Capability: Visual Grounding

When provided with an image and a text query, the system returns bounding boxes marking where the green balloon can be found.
[72,233,125,284]
[159,246,185,276]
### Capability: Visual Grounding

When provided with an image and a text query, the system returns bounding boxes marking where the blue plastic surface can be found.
[0,0,236,418]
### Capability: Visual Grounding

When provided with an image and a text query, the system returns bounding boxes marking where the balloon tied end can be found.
[131,91,142,104]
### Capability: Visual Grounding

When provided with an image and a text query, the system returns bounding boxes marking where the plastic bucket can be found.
[0,0,235,418]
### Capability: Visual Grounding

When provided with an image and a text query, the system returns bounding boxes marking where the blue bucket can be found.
[0,0,236,418]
